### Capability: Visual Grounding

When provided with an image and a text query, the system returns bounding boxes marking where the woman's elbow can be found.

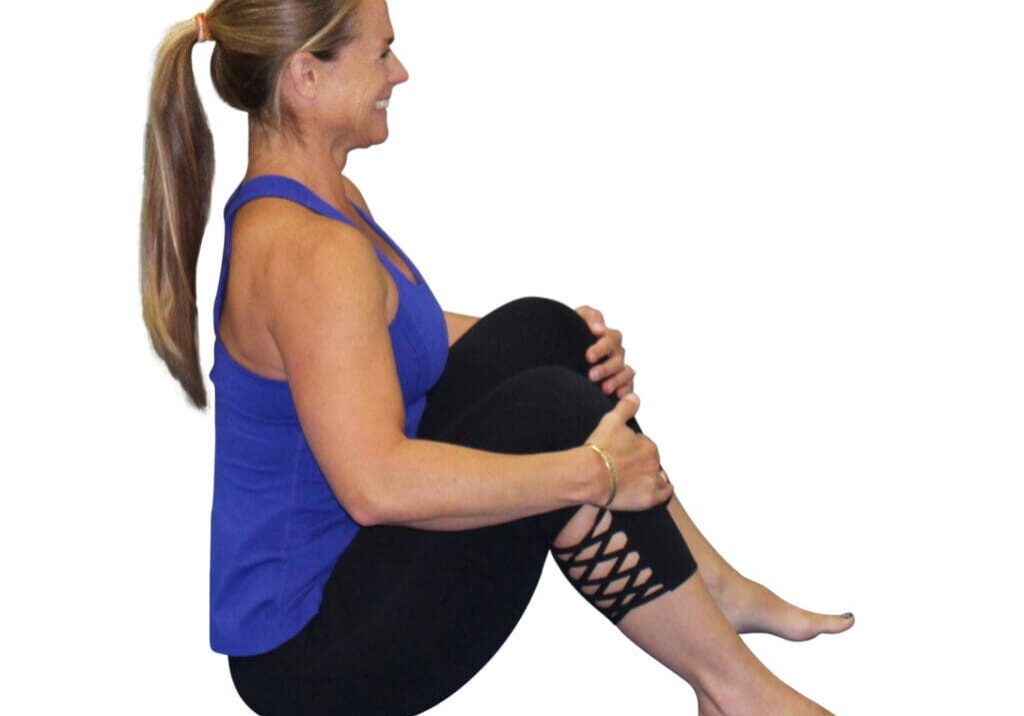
[331,443,405,527]
[346,494,384,527]
[333,472,387,527]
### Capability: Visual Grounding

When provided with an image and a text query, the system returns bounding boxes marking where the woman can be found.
[140,1,854,714]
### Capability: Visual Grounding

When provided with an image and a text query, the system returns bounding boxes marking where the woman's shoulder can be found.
[231,194,367,264]
[233,194,345,241]
[230,194,381,310]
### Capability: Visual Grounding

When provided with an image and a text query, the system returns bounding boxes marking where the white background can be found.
[2,0,1021,713]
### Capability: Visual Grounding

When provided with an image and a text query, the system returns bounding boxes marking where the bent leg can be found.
[433,365,698,625]
[434,366,832,715]
[228,322,832,715]
[227,365,696,716]
[433,297,853,642]
[425,297,700,624]
[423,297,734,618]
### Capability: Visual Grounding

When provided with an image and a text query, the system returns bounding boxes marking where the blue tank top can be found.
[208,175,449,656]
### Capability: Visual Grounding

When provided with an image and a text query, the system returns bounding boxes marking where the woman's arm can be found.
[264,209,627,530]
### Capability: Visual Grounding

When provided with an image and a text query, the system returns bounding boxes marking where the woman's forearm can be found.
[362,439,605,530]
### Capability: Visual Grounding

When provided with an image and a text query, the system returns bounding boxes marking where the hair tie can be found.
[194,12,213,43]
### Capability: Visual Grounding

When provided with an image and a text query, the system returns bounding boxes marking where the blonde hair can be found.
[140,0,360,408]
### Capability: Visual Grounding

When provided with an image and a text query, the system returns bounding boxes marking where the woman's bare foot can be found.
[663,496,854,642]
[709,568,855,641]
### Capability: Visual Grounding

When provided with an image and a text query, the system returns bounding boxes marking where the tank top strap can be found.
[213,175,357,333]
[224,175,355,226]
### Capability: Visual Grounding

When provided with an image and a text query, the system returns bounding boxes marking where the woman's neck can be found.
[246,124,351,213]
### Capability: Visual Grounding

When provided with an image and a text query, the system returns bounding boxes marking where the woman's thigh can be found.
[229,505,551,713]
[239,517,551,716]
[229,373,612,716]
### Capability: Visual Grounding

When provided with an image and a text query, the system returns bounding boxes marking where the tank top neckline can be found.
[231,174,425,288]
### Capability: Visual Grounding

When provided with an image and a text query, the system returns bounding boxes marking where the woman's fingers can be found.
[575,305,607,334]
[602,365,636,396]
[615,377,636,399]
[577,308,634,399]
[588,353,625,382]
[585,330,622,364]
[585,394,673,510]
[610,392,640,423]
[659,478,675,502]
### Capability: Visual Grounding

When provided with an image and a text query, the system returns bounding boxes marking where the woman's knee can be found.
[486,296,593,351]
[421,301,596,438]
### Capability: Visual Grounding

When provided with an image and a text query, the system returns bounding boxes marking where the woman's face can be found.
[320,0,409,151]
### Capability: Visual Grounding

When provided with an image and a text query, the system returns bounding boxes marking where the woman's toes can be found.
[789,610,855,641]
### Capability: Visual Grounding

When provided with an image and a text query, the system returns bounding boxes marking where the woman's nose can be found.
[391,53,410,85]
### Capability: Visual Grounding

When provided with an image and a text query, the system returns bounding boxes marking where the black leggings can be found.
[228,297,698,716]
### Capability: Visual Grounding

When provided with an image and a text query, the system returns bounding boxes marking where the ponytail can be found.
[140,1,361,408]
[140,18,214,409]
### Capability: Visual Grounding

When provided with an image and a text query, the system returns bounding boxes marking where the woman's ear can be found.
[282,51,321,103]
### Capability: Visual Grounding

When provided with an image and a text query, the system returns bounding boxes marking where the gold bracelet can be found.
[585,443,617,508]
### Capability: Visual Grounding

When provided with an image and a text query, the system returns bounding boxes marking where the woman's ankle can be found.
[700,560,737,602]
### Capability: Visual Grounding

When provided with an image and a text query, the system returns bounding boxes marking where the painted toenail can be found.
[841,612,854,619]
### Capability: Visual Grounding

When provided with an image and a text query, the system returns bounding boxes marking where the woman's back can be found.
[208,175,448,656]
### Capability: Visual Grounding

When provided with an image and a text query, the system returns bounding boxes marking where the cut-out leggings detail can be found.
[552,507,670,623]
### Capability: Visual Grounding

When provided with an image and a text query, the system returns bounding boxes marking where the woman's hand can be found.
[575,305,636,398]
[583,393,672,510]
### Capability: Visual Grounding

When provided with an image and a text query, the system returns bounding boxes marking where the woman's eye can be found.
[380,49,391,60]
